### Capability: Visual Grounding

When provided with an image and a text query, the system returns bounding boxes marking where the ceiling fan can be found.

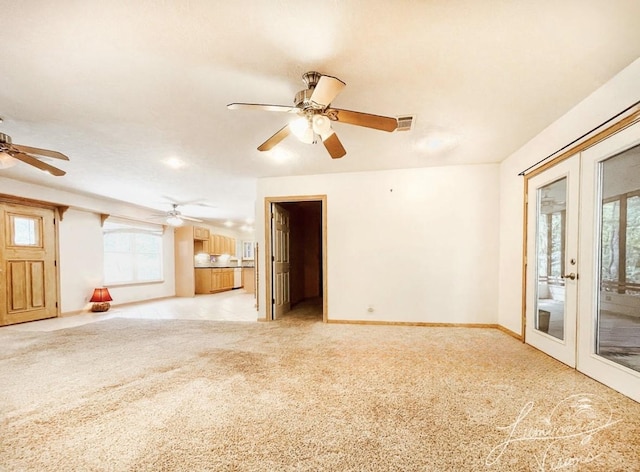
[150,204,203,227]
[0,132,69,176]
[227,71,399,159]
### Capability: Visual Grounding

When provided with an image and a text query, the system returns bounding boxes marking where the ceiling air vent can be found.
[396,115,414,132]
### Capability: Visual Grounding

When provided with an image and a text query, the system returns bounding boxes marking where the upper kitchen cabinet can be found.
[209,233,236,256]
[193,226,210,241]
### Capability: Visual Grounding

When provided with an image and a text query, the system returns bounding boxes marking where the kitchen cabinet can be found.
[210,234,221,254]
[194,238,209,255]
[193,226,210,241]
[195,268,212,294]
[208,233,236,256]
[195,268,235,294]
[243,268,255,294]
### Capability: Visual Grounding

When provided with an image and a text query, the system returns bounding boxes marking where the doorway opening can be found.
[264,195,327,322]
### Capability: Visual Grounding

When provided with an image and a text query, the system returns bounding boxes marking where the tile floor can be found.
[4,290,261,333]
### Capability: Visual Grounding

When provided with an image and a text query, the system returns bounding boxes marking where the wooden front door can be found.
[0,202,59,325]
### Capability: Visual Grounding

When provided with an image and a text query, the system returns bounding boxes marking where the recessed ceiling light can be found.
[163,157,185,169]
[224,221,234,227]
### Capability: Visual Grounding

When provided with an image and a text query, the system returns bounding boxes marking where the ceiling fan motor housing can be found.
[295,71,329,111]
[302,71,322,89]
[0,132,12,145]
[294,89,315,109]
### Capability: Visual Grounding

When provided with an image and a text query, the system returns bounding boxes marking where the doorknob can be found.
[563,273,577,280]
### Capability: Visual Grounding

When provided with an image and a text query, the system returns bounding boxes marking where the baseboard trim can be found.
[60,296,176,318]
[495,324,524,341]
[327,319,498,329]
[327,319,525,340]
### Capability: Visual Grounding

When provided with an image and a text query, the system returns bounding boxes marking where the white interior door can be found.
[526,156,580,367]
[577,121,640,403]
[271,203,290,319]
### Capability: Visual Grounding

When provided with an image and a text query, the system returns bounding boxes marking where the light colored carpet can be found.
[1,317,640,471]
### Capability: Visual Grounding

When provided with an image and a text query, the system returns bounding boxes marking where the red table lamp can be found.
[90,287,113,312]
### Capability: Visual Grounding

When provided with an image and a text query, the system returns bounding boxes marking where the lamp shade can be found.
[290,117,315,144]
[90,287,113,303]
[312,114,332,136]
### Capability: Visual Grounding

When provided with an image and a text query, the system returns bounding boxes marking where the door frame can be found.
[0,193,65,321]
[264,195,327,322]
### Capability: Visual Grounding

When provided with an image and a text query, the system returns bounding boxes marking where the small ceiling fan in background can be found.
[149,203,203,227]
[228,71,399,159]
[0,131,69,176]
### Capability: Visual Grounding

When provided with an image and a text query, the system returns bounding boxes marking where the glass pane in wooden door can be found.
[536,178,567,340]
[596,145,640,372]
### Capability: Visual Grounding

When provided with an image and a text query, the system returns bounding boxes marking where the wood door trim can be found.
[525,109,640,179]
[0,193,67,216]
[264,195,328,323]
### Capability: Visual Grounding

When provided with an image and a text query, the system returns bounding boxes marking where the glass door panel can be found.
[536,178,567,340]
[596,145,640,373]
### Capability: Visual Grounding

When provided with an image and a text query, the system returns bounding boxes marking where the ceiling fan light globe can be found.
[301,128,315,144]
[312,114,332,135]
[0,151,18,169]
[290,117,310,140]
[166,215,184,227]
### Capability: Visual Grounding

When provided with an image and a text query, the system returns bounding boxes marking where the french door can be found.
[577,122,640,402]
[526,120,640,402]
[526,156,580,367]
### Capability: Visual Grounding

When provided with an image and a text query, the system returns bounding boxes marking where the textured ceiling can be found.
[1,1,639,227]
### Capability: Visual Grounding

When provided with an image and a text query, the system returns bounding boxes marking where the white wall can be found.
[0,177,176,313]
[498,57,640,335]
[256,164,500,324]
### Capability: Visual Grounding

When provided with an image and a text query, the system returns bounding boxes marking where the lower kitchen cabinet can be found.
[242,268,255,294]
[195,268,234,294]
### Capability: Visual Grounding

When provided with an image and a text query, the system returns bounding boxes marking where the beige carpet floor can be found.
[1,316,640,471]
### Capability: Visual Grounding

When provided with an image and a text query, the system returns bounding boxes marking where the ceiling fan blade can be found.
[11,152,66,176]
[258,124,291,152]
[181,215,203,222]
[310,75,346,108]
[227,103,300,113]
[327,108,398,132]
[12,144,70,160]
[323,132,346,159]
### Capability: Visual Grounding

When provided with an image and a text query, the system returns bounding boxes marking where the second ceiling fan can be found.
[228,71,398,159]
